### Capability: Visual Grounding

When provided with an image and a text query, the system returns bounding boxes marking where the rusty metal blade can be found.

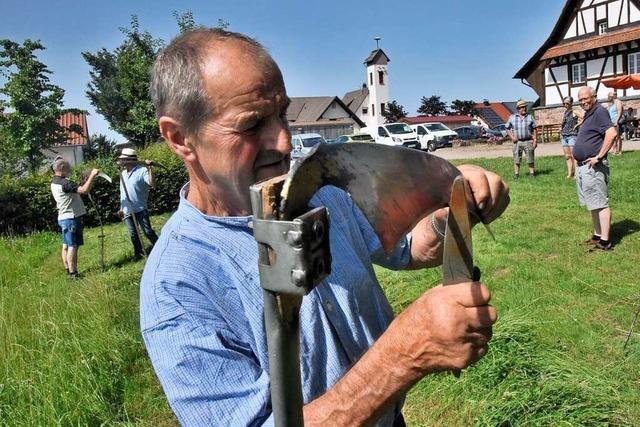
[442,176,474,285]
[279,143,461,252]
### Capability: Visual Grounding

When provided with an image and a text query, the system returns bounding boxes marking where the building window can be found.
[369,72,373,86]
[628,52,640,74]
[597,20,608,35]
[572,63,586,84]
[380,103,385,114]
[362,107,368,115]
[378,70,384,85]
[372,104,375,116]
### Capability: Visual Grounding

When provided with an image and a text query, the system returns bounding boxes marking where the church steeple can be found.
[364,40,390,128]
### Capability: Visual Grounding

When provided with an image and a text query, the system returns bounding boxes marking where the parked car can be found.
[331,133,375,144]
[452,126,486,140]
[483,127,504,138]
[291,133,326,159]
[491,123,508,137]
[410,122,457,151]
[361,123,420,149]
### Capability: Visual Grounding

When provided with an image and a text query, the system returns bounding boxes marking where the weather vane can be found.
[374,37,381,49]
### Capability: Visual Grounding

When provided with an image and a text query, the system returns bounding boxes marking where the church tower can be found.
[364,45,390,129]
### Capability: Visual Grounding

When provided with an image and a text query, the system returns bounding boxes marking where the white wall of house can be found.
[563,0,640,40]
[320,100,352,120]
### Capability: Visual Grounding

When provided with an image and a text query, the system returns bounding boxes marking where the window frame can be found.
[571,63,587,84]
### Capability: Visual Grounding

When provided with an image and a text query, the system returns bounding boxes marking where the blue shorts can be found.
[561,135,576,147]
[58,217,84,247]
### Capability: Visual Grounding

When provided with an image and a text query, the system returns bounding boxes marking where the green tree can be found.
[83,133,117,161]
[449,99,477,117]
[82,16,162,148]
[83,13,228,148]
[417,95,448,116]
[0,39,67,174]
[382,100,408,123]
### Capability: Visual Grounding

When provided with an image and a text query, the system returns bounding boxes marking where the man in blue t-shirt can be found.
[117,148,158,260]
[573,86,617,251]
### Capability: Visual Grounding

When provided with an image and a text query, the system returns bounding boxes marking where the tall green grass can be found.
[1,152,639,425]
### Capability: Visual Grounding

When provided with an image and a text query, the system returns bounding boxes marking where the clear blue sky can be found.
[1,0,564,142]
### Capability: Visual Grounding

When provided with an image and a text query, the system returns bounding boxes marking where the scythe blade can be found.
[278,142,462,252]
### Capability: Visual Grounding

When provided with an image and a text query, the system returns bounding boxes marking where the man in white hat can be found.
[117,148,158,260]
[506,100,538,179]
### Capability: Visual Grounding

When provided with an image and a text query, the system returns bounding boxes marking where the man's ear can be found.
[158,116,197,163]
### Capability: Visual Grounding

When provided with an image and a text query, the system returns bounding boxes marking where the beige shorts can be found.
[513,140,535,165]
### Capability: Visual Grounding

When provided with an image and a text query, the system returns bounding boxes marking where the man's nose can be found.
[264,116,292,154]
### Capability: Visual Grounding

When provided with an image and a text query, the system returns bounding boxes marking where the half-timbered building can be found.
[515,0,640,125]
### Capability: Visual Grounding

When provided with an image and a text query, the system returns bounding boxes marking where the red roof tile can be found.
[56,111,89,146]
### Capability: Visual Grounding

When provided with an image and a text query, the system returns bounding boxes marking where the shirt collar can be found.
[178,182,253,228]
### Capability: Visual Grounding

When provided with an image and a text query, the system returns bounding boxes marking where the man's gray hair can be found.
[150,28,276,136]
[53,158,70,173]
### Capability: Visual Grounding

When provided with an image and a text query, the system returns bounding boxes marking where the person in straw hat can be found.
[505,99,538,179]
[117,147,158,260]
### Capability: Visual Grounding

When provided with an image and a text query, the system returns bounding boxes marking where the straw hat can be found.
[516,100,527,109]
[117,148,138,161]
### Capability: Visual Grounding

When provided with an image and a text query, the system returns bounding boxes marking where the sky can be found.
[1,0,566,142]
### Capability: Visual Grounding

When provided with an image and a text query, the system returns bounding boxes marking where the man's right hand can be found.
[91,168,100,177]
[385,281,496,378]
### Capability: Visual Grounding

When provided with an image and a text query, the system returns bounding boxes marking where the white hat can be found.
[117,148,138,160]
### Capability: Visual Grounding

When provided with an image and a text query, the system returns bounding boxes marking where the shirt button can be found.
[325,301,333,312]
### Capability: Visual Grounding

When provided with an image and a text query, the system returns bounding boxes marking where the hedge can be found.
[0,143,188,236]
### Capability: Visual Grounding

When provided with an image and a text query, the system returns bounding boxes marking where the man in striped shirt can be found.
[506,100,538,179]
[141,28,510,426]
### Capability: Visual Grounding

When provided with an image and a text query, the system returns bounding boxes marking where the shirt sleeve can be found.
[530,116,537,130]
[595,107,615,135]
[142,167,151,185]
[505,115,514,130]
[62,180,78,193]
[143,315,275,427]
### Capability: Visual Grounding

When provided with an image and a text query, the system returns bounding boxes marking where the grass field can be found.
[1,152,640,425]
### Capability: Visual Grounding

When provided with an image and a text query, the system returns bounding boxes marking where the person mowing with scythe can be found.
[117,148,159,261]
[50,158,100,279]
[140,28,511,426]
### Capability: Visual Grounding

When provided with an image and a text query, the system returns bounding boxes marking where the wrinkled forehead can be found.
[202,40,284,96]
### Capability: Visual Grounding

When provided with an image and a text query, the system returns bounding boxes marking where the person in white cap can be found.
[117,148,158,260]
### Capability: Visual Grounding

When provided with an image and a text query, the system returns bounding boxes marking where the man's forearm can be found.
[599,128,617,158]
[303,324,417,426]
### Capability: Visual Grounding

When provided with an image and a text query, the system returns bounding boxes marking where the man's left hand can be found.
[408,165,509,269]
[532,141,538,150]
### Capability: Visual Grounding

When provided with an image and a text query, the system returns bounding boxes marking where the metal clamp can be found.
[253,206,331,296]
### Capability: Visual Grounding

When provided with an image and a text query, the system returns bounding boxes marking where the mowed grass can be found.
[1,150,640,425]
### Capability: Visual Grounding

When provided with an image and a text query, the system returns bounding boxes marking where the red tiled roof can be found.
[56,111,88,146]
[473,103,512,122]
[401,115,472,125]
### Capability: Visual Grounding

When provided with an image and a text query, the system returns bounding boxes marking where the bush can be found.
[0,142,188,235]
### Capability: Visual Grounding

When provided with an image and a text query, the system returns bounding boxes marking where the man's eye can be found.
[243,119,263,133]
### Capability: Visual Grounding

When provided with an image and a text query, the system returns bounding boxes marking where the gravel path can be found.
[431,139,640,160]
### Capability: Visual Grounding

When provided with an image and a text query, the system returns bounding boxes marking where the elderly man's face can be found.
[190,43,292,214]
[578,89,596,112]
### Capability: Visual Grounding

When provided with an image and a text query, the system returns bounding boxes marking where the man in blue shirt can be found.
[573,86,617,251]
[141,28,510,426]
[117,148,158,260]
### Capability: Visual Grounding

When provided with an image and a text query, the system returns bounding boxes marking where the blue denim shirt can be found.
[120,165,150,216]
[140,184,411,426]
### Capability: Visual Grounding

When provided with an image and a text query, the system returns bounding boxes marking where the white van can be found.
[361,123,420,149]
[291,133,326,160]
[410,122,458,151]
